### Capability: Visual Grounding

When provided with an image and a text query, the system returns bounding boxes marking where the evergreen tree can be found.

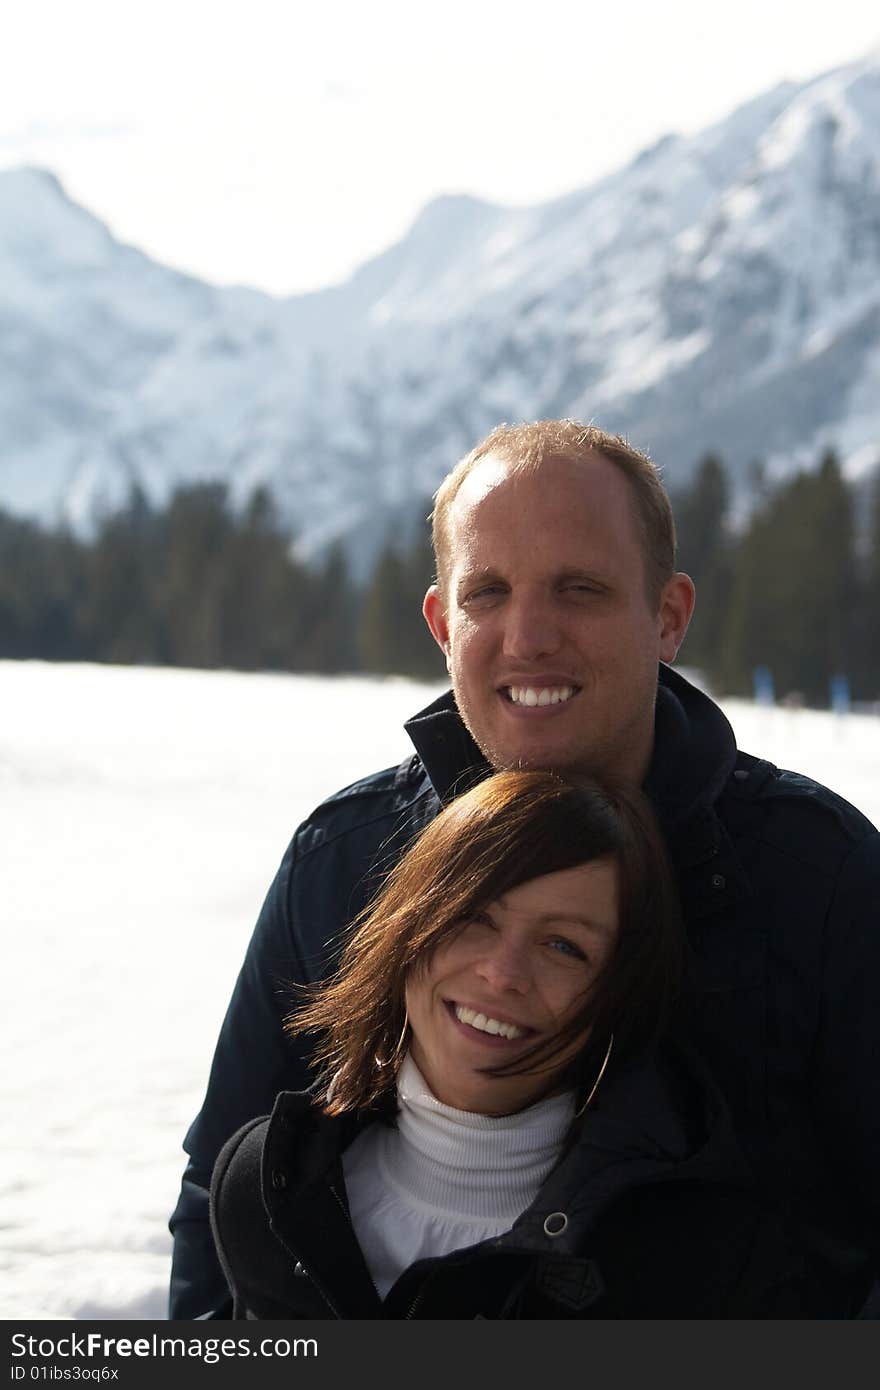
[855,469,880,699]
[298,543,360,674]
[152,483,233,667]
[359,508,445,679]
[401,514,447,680]
[0,509,86,659]
[673,453,732,677]
[215,486,311,671]
[809,450,856,686]
[78,484,161,663]
[359,540,412,674]
[716,451,855,704]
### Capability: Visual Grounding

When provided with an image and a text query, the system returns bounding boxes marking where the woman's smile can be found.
[445,999,535,1043]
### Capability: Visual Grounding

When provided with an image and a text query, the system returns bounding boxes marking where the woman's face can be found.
[404,858,619,1115]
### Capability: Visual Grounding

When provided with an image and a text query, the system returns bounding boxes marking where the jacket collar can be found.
[404,665,739,840]
[260,1092,388,1317]
[261,1045,752,1266]
[644,665,738,841]
[503,1046,753,1255]
[402,689,490,805]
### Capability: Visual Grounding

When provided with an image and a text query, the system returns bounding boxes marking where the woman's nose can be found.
[474,939,531,994]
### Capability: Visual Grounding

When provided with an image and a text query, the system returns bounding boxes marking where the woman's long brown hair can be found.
[286,769,683,1114]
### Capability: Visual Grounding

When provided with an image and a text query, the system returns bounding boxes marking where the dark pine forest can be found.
[2,448,879,707]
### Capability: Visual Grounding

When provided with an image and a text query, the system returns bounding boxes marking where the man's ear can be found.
[423,586,452,672]
[658,572,696,664]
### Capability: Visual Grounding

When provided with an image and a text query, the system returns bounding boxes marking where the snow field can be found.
[1,660,878,1320]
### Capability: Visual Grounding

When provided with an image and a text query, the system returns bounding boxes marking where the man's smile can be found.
[502,684,580,708]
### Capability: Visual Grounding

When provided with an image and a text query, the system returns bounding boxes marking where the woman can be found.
[210,771,872,1318]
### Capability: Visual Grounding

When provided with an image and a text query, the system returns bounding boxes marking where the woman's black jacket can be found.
[209,1049,874,1320]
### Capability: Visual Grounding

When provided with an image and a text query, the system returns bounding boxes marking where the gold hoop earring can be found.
[378,1006,408,1067]
[393,1008,410,1062]
[376,1009,410,1068]
[574,1033,614,1118]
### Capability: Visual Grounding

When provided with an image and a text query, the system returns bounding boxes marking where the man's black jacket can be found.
[169,665,880,1318]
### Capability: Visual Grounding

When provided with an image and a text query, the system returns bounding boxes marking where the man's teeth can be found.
[507,685,575,707]
[454,1005,525,1039]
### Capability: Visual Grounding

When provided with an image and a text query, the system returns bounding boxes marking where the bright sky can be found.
[3,0,879,295]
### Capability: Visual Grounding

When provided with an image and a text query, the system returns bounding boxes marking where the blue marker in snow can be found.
[753,665,775,707]
[830,674,850,715]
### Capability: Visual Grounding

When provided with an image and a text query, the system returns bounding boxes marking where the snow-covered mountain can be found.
[2,51,880,572]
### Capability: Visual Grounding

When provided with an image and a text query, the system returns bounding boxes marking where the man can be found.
[170,420,880,1318]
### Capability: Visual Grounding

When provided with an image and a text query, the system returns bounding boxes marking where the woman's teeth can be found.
[454,1004,525,1039]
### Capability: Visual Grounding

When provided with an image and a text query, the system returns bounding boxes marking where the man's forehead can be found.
[446,449,633,549]
[450,448,621,513]
[452,451,516,510]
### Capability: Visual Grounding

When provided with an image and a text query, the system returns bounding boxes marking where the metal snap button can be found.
[544,1212,568,1237]
[271,1168,287,1191]
[711,873,726,889]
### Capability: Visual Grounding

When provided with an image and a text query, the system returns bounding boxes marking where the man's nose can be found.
[501,592,562,663]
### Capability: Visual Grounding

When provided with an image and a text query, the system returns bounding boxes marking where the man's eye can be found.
[464,584,504,603]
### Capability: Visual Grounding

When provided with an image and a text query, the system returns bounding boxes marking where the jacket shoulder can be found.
[211,1117,269,1225]
[209,1117,271,1313]
[721,751,878,875]
[292,755,435,858]
[314,759,414,807]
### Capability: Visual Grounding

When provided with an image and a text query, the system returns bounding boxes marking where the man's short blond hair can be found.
[430,420,676,605]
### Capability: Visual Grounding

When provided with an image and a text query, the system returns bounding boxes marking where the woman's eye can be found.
[461,912,495,934]
[547,938,587,961]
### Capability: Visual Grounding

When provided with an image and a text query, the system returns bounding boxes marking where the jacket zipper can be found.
[297,1257,344,1320]
[327,1181,383,1307]
[288,1184,353,1320]
[405,1276,432,1320]
[403,1249,495,1320]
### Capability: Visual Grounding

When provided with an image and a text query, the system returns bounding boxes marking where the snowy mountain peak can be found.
[2,51,880,567]
[0,165,117,271]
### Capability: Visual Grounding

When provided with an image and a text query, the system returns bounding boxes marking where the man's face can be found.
[423,452,693,781]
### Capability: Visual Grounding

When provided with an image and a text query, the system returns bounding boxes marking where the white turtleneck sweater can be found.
[341,1054,575,1298]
